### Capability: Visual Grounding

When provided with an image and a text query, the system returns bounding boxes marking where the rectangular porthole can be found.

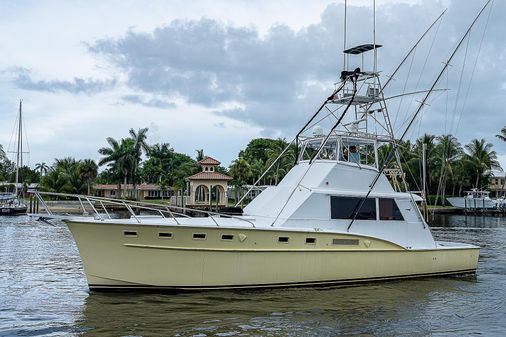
[305,238,316,244]
[158,232,173,239]
[193,233,207,240]
[278,237,289,243]
[123,230,137,237]
[221,234,234,240]
[332,238,359,246]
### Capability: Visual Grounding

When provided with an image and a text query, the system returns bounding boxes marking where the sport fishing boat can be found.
[32,2,490,290]
[447,189,497,210]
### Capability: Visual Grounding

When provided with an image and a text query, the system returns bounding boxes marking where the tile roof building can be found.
[184,156,232,207]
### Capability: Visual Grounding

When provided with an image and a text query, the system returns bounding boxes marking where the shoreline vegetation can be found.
[1,126,505,206]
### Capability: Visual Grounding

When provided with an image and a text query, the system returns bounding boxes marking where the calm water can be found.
[1,215,505,337]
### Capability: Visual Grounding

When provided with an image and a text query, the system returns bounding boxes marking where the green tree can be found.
[464,138,500,189]
[40,158,84,194]
[229,158,252,205]
[195,149,204,161]
[433,135,463,204]
[0,144,5,161]
[142,143,174,184]
[129,127,151,199]
[496,126,506,142]
[265,139,295,185]
[98,137,136,197]
[0,145,15,182]
[78,159,98,195]
[35,162,50,177]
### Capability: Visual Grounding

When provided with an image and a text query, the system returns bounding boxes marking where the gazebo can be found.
[185,156,232,208]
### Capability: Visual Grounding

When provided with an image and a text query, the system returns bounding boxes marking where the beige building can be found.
[184,156,232,208]
[94,183,173,200]
[489,170,506,197]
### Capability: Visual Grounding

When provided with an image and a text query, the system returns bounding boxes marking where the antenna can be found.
[373,0,377,87]
[343,0,347,70]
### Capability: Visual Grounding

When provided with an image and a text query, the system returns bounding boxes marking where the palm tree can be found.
[497,126,506,142]
[0,144,6,161]
[265,139,295,185]
[129,128,150,200]
[35,162,50,177]
[433,135,463,204]
[195,149,204,161]
[98,137,136,197]
[78,159,98,195]
[465,138,500,189]
[229,158,252,205]
[40,157,84,194]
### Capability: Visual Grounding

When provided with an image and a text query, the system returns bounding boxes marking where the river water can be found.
[1,215,505,336]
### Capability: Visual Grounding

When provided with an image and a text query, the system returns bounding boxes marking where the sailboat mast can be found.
[15,100,22,196]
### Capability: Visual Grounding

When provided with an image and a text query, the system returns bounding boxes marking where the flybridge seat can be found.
[340,67,362,81]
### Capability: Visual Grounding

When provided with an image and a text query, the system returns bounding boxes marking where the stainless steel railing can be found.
[32,191,255,227]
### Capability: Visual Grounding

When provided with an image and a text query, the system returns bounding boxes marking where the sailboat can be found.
[0,101,28,215]
[31,2,490,290]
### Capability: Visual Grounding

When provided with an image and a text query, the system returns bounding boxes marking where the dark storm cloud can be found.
[88,0,506,147]
[12,68,116,94]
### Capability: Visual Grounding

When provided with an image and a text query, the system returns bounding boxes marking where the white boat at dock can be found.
[31,2,492,290]
[447,189,497,210]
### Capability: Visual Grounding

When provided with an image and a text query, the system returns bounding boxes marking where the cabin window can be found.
[278,237,289,243]
[221,234,234,240]
[330,196,376,220]
[193,233,207,240]
[123,230,137,237]
[379,199,404,221]
[305,238,316,244]
[158,232,173,239]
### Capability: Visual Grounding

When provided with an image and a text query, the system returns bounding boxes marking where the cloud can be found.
[89,15,339,109]
[4,0,505,167]
[12,68,116,94]
[121,94,176,109]
[87,1,503,139]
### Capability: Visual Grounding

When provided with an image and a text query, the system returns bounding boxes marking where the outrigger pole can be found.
[236,6,449,208]
[381,9,447,93]
[347,0,493,232]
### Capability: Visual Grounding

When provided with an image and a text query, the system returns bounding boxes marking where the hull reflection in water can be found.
[79,277,481,337]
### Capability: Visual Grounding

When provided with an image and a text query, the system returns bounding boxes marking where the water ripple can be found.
[1,215,505,336]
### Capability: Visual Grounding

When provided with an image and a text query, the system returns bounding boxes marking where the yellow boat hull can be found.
[66,221,479,290]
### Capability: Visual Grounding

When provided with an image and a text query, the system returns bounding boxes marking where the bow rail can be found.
[31,191,255,227]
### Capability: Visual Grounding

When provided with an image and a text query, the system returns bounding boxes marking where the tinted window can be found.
[331,196,376,220]
[379,199,404,220]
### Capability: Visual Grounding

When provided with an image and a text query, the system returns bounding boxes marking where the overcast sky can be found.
[0,0,505,170]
